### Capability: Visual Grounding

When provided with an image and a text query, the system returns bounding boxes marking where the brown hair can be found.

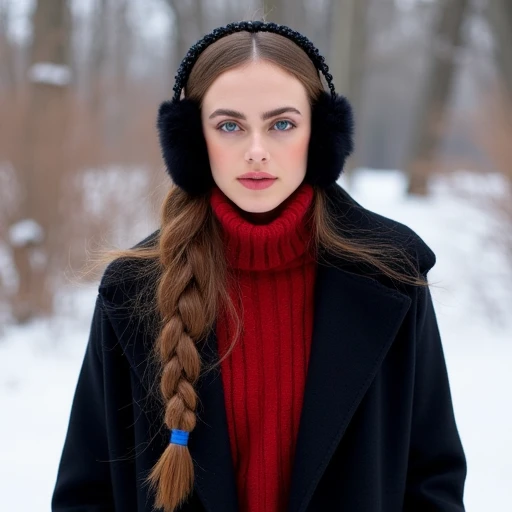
[94,30,429,511]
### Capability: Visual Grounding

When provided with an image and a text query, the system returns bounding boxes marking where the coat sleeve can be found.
[51,293,115,511]
[404,280,467,511]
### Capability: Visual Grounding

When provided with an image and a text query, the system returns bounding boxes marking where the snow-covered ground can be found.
[1,168,510,511]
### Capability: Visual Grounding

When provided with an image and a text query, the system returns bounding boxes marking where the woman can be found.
[51,20,467,512]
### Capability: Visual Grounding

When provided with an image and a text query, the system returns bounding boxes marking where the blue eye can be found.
[219,122,239,133]
[274,120,293,131]
[217,119,296,133]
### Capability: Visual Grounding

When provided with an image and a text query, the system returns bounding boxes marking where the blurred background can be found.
[0,0,511,510]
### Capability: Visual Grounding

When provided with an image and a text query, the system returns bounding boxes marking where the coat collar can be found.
[99,182,434,512]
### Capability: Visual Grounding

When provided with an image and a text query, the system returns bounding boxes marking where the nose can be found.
[245,134,270,164]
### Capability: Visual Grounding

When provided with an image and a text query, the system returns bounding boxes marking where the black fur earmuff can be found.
[156,20,355,196]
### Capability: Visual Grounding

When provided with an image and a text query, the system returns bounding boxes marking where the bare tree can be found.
[108,0,131,147]
[0,1,17,91]
[486,0,512,99]
[405,0,469,195]
[164,0,211,87]
[9,0,72,322]
[88,0,109,115]
[329,0,369,181]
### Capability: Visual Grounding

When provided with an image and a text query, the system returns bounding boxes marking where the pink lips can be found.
[238,178,277,190]
[238,171,276,179]
[237,171,277,189]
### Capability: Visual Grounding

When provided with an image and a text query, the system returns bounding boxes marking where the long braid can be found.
[145,188,225,511]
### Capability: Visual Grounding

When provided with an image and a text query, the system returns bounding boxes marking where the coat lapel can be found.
[286,259,412,512]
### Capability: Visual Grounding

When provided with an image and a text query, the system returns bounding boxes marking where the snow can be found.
[28,62,72,87]
[8,219,44,247]
[1,168,511,510]
[0,285,98,511]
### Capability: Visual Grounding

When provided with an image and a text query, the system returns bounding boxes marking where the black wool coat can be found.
[51,183,467,512]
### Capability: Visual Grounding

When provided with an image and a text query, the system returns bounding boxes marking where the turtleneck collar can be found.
[210,182,315,271]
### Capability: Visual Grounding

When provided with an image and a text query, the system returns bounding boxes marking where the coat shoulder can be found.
[365,206,436,275]
[98,229,161,305]
[325,183,437,276]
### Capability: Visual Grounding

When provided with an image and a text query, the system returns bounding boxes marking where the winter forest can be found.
[0,0,511,510]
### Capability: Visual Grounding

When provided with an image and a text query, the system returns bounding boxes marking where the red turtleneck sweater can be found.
[209,182,317,512]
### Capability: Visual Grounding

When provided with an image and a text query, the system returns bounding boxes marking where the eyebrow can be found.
[208,106,302,121]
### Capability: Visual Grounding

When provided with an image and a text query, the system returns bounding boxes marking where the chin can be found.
[216,178,303,214]
[236,198,280,214]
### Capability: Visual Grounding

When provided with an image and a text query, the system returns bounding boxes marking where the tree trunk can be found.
[10,0,71,322]
[329,0,369,185]
[165,0,208,94]
[405,0,468,196]
[486,0,512,99]
[109,0,130,147]
[88,0,108,116]
[0,2,17,91]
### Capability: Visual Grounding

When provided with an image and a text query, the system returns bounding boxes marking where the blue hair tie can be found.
[170,429,189,446]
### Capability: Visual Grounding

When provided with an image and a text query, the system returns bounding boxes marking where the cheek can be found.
[283,132,310,165]
[204,136,233,171]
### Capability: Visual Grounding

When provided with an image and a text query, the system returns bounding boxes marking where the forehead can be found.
[202,60,309,111]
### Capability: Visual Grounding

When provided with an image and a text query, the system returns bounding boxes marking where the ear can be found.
[305,91,355,187]
[156,98,215,196]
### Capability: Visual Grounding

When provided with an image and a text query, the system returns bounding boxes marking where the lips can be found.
[238,176,277,190]
[238,172,277,180]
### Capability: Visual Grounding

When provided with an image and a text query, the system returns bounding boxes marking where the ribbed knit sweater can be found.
[209,182,317,512]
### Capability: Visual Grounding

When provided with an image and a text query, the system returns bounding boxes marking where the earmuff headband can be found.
[158,20,355,196]
[171,20,337,103]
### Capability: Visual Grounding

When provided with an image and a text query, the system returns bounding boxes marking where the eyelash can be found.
[217,119,297,134]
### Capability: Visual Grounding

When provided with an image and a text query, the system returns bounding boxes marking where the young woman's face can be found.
[201,60,312,223]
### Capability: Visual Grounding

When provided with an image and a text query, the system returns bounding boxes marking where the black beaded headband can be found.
[171,20,336,103]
